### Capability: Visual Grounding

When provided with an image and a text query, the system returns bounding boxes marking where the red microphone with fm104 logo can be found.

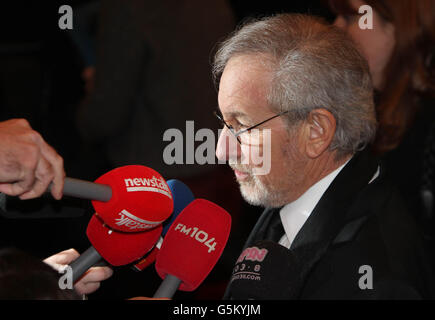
[49,165,173,232]
[153,199,231,298]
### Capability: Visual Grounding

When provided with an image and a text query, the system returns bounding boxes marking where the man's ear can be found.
[303,108,336,159]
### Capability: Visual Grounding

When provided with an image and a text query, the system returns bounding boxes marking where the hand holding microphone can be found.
[43,248,113,295]
[0,119,65,200]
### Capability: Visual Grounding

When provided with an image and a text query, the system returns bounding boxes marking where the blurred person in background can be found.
[75,0,241,299]
[76,0,235,182]
[330,0,435,247]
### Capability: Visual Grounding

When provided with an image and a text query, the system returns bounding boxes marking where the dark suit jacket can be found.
[224,150,435,299]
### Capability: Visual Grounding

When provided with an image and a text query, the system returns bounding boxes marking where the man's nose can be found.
[216,127,241,163]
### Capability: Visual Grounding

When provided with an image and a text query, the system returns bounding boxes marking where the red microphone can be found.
[55,165,173,232]
[153,199,231,298]
[69,214,162,283]
[131,245,160,271]
[131,179,195,271]
[92,165,173,232]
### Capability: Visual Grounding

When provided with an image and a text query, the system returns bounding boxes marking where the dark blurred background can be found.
[0,0,333,300]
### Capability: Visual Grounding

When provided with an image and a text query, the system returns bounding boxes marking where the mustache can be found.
[229,164,252,174]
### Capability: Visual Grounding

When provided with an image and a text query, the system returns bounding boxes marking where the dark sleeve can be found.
[0,193,6,212]
[76,0,147,142]
[352,279,422,300]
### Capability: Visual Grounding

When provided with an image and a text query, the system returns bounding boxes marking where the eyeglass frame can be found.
[214,109,289,144]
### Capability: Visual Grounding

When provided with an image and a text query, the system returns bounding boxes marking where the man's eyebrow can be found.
[227,111,247,118]
[221,109,251,122]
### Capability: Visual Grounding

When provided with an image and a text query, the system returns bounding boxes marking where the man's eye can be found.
[343,14,359,23]
[233,122,248,132]
[238,124,249,130]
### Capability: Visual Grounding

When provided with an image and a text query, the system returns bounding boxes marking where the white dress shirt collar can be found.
[278,159,350,248]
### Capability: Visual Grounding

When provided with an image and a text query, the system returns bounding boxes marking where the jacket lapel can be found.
[285,150,380,298]
[290,150,379,250]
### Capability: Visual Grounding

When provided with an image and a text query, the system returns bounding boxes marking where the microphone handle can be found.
[49,177,112,202]
[69,246,103,283]
[153,274,182,298]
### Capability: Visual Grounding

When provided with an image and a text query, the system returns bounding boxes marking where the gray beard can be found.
[238,174,288,208]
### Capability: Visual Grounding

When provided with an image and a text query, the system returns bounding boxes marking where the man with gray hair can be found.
[214,14,434,299]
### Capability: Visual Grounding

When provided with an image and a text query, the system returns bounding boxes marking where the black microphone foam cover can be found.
[228,240,304,300]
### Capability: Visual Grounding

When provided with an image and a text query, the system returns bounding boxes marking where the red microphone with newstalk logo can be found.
[51,165,174,232]
[92,165,173,232]
[153,199,231,298]
[69,214,162,283]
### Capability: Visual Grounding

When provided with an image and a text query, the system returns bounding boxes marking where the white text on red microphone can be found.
[124,176,172,199]
[173,223,217,253]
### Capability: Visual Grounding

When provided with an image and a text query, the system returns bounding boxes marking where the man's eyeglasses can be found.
[214,109,289,144]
